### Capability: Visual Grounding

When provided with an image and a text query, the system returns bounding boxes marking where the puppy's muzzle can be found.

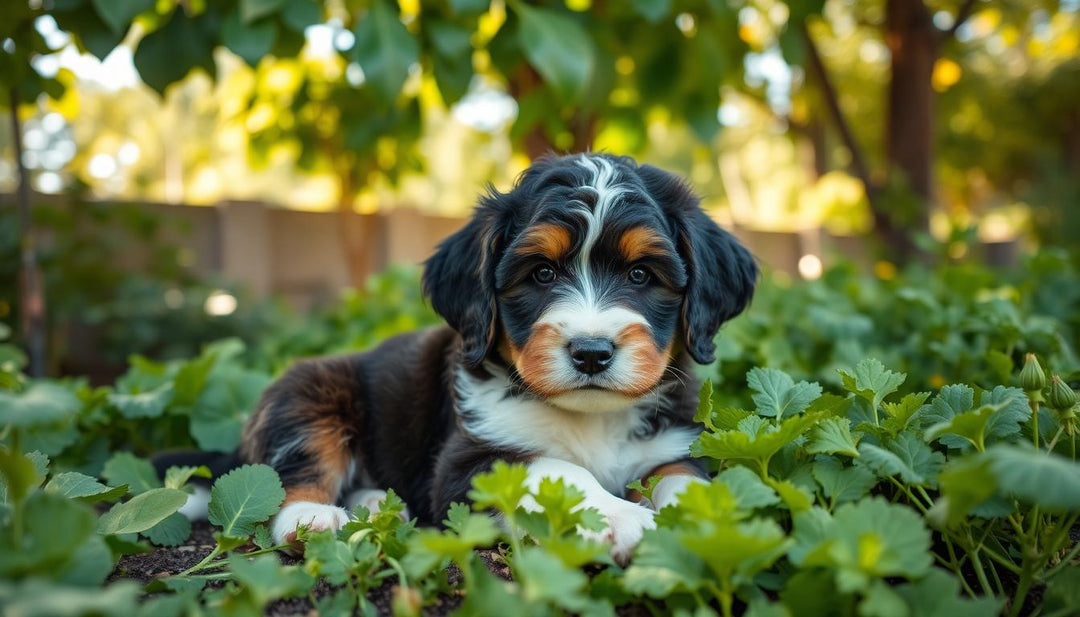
[568,337,615,375]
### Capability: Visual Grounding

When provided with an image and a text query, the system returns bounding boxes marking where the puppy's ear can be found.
[423,197,505,368]
[638,164,758,364]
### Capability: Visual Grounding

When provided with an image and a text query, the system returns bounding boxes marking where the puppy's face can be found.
[425,154,757,414]
[493,159,687,412]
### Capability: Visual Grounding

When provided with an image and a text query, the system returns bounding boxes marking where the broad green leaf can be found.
[449,0,490,15]
[240,0,287,23]
[207,464,285,537]
[164,465,211,490]
[353,0,420,105]
[254,524,275,550]
[858,432,944,486]
[144,511,192,547]
[101,452,161,495]
[986,445,1080,510]
[1044,566,1080,616]
[859,579,908,617]
[467,460,528,515]
[806,417,860,457]
[795,497,932,591]
[44,471,127,504]
[190,367,269,452]
[693,380,714,430]
[979,386,1030,441]
[0,579,141,616]
[107,382,174,419]
[630,0,671,23]
[767,477,814,512]
[0,493,96,579]
[514,3,595,104]
[91,0,153,33]
[0,382,80,428]
[812,459,876,505]
[623,527,707,597]
[920,384,974,426]
[747,367,822,418]
[0,448,45,504]
[895,568,1003,617]
[132,10,216,95]
[658,480,740,527]
[304,530,355,585]
[222,10,278,67]
[692,411,825,468]
[228,553,315,603]
[881,392,931,435]
[716,466,780,512]
[681,518,792,585]
[838,359,906,414]
[933,455,997,527]
[515,547,589,607]
[780,569,855,617]
[281,0,322,32]
[97,488,189,535]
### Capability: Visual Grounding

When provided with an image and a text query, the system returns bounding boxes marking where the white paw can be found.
[344,488,411,520]
[579,498,656,565]
[271,501,352,545]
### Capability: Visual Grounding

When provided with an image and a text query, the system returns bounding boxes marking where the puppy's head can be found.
[424,154,757,413]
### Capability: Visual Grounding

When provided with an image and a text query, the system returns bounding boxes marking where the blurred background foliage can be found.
[0,0,1078,378]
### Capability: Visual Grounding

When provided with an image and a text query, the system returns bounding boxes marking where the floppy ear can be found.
[638,164,758,365]
[423,197,505,368]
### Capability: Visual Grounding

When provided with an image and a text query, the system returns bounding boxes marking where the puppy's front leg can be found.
[240,358,359,546]
[526,457,655,565]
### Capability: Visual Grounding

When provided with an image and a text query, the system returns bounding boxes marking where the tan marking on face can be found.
[515,323,570,397]
[618,226,669,263]
[514,223,572,261]
[613,323,672,397]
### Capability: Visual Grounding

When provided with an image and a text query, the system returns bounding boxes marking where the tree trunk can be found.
[334,163,373,289]
[508,65,596,160]
[9,89,47,377]
[885,0,937,232]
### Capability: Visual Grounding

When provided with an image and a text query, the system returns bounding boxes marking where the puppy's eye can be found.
[628,266,650,285]
[533,264,556,285]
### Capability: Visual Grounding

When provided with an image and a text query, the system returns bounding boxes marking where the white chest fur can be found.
[455,366,698,495]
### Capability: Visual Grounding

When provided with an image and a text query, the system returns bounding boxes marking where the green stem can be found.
[1031,398,1040,450]
[1047,426,1066,452]
[385,555,408,587]
[176,546,225,577]
[10,429,23,547]
[1007,571,1035,617]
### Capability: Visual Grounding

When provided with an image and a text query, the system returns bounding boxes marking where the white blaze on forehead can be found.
[572,155,630,304]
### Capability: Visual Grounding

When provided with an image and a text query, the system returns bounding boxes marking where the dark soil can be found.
[107,521,485,616]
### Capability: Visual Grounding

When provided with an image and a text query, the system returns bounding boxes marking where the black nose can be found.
[568,338,615,375]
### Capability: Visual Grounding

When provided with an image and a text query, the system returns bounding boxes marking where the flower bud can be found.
[1020,354,1046,392]
[1047,375,1078,412]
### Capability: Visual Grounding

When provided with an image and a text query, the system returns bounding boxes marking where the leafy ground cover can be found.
[2,253,1080,616]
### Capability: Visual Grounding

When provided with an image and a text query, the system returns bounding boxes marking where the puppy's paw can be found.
[579,498,656,566]
[272,501,352,547]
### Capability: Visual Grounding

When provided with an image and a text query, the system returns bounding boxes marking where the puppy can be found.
[237,153,757,562]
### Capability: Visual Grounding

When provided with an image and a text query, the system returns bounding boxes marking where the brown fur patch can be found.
[613,323,672,397]
[618,226,669,262]
[285,486,335,504]
[514,223,572,261]
[515,323,570,397]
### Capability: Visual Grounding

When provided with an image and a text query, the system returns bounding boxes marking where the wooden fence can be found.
[3,194,1023,310]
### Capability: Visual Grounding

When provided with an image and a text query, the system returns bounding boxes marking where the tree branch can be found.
[944,0,979,40]
[800,24,876,197]
[801,23,919,257]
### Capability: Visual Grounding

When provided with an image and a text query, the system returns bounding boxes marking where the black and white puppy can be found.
[237,153,757,562]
